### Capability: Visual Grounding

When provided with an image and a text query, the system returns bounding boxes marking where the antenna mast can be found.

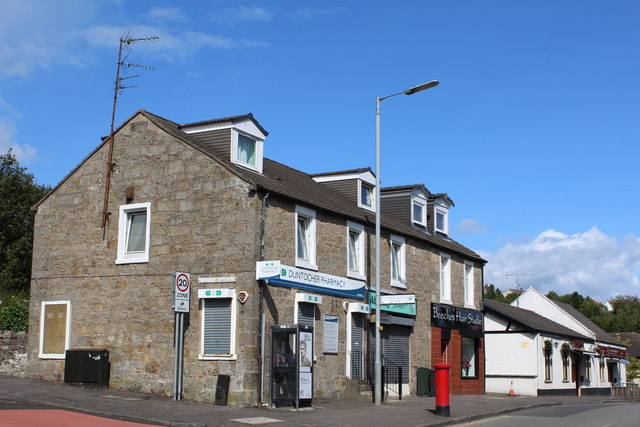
[101,32,158,236]
[505,272,535,307]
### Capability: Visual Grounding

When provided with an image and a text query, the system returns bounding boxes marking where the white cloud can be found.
[290,7,345,21]
[211,6,273,23]
[0,118,38,163]
[482,227,640,301]
[456,218,487,236]
[144,7,187,23]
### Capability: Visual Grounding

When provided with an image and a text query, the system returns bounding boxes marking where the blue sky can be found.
[1,0,639,301]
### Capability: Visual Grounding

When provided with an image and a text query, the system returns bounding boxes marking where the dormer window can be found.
[412,200,426,227]
[359,182,374,210]
[435,207,448,234]
[230,130,264,173]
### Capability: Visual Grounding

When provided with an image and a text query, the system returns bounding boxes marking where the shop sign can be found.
[598,345,627,359]
[258,263,365,300]
[570,341,584,350]
[431,303,483,336]
[368,292,417,316]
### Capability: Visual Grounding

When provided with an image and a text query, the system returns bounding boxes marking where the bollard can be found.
[434,363,451,417]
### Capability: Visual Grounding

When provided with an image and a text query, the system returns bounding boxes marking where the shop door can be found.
[350,313,365,380]
[381,325,410,384]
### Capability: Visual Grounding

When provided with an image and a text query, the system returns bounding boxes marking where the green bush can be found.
[0,296,29,332]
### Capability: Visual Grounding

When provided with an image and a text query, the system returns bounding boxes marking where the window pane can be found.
[297,217,309,261]
[462,337,476,377]
[237,135,256,166]
[43,304,67,355]
[126,212,147,252]
[413,203,423,223]
[348,231,359,271]
[361,185,372,207]
[436,211,445,231]
[391,243,400,280]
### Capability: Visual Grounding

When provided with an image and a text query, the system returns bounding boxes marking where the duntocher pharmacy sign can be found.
[256,261,365,300]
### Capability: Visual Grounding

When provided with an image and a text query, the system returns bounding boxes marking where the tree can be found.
[0,151,49,294]
[483,284,507,303]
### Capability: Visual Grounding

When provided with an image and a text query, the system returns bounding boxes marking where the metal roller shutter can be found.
[383,325,410,383]
[351,313,364,380]
[203,299,231,354]
[297,303,315,328]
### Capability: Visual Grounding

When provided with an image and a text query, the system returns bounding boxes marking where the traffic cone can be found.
[508,380,515,396]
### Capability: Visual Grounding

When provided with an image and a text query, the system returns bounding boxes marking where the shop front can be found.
[431,303,484,395]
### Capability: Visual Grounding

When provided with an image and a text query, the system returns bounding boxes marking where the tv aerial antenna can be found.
[505,272,535,307]
[101,32,159,235]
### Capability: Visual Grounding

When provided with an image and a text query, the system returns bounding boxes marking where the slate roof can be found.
[553,300,619,345]
[483,299,593,341]
[310,168,373,177]
[180,113,269,136]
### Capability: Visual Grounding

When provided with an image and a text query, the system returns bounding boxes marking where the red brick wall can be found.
[431,327,484,395]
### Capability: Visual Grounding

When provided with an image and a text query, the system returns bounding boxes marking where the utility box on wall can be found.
[64,349,110,389]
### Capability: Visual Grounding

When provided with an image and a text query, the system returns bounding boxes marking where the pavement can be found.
[0,375,631,427]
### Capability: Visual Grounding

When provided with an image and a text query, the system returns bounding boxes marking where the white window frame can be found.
[435,206,448,234]
[295,293,322,362]
[439,253,452,304]
[230,129,263,173]
[39,300,71,359]
[464,261,475,308]
[295,205,318,271]
[358,180,375,212]
[198,288,237,360]
[347,221,366,281]
[116,202,151,264]
[411,199,427,227]
[390,234,406,288]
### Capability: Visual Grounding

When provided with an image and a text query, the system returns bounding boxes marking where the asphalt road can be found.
[0,399,162,427]
[455,402,640,427]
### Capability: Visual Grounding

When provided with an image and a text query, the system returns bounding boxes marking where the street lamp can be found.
[374,80,439,406]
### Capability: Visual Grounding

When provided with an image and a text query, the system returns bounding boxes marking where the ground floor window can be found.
[562,350,570,382]
[585,356,592,381]
[461,336,477,378]
[200,289,237,360]
[544,348,552,382]
[599,357,606,381]
[39,301,71,359]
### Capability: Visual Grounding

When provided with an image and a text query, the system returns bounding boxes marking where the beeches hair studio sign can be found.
[431,303,483,336]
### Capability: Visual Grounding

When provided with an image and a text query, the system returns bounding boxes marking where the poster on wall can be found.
[323,314,339,354]
[299,331,313,373]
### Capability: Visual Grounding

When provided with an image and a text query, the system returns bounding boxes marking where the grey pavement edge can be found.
[0,375,630,427]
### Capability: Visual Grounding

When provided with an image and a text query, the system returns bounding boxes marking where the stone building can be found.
[27,110,485,405]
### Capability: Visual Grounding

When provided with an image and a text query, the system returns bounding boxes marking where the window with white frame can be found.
[544,347,553,382]
[464,261,474,307]
[435,207,448,234]
[230,130,263,173]
[599,357,606,381]
[412,199,426,227]
[199,289,237,360]
[39,301,71,359]
[562,349,571,382]
[295,205,317,270]
[116,202,151,264]
[359,181,374,211]
[440,253,451,303]
[347,221,366,280]
[390,234,406,288]
[585,356,592,381]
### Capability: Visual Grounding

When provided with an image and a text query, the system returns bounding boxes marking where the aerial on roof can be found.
[483,299,593,341]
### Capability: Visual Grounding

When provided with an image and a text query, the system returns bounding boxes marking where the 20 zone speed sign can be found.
[174,272,190,313]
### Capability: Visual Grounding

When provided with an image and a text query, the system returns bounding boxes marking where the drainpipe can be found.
[257,192,269,407]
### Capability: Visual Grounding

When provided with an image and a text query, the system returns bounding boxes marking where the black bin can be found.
[64,349,110,389]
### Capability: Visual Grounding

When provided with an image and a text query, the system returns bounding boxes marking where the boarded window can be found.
[41,302,69,357]
[203,299,232,355]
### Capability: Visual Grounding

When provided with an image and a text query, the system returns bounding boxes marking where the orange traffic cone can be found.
[508,381,515,396]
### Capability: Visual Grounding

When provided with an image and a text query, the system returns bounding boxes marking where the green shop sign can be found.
[368,292,416,316]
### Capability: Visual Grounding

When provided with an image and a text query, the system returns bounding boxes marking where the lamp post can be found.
[374,80,439,406]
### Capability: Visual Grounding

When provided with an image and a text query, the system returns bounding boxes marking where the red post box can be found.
[434,363,451,417]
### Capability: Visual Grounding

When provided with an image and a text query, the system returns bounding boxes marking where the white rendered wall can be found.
[485,331,538,395]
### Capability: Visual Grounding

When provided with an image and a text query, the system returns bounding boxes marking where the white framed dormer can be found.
[347,221,366,281]
[433,196,452,235]
[39,300,71,359]
[390,234,406,288]
[439,253,452,304]
[198,288,237,360]
[358,179,375,212]
[230,129,264,173]
[116,202,151,264]
[412,196,427,227]
[295,205,318,271]
[464,261,475,308]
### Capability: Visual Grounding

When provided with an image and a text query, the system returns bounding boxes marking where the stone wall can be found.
[0,331,28,376]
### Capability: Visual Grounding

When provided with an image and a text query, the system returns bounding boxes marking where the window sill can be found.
[116,255,149,265]
[39,354,66,359]
[440,298,453,305]
[462,376,479,380]
[390,280,406,289]
[358,203,375,212]
[231,160,262,174]
[544,380,553,383]
[348,271,366,281]
[464,303,476,309]
[295,260,318,271]
[198,354,237,361]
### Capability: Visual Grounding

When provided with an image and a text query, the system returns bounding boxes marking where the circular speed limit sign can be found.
[176,273,190,292]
